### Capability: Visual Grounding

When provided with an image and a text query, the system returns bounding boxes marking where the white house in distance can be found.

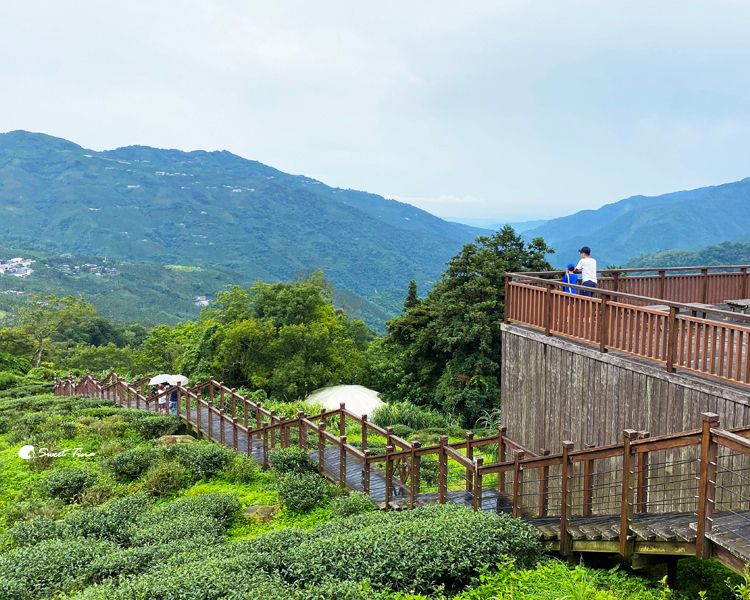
[194,295,211,307]
[0,257,34,278]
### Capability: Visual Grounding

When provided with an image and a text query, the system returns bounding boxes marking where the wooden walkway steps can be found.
[57,372,750,574]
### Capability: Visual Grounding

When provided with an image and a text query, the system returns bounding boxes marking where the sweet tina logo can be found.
[18,445,95,460]
[18,445,35,459]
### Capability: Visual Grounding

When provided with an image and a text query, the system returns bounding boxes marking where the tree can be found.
[21,295,96,367]
[384,226,553,425]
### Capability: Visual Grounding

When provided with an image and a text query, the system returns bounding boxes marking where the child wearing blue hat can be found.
[562,263,578,294]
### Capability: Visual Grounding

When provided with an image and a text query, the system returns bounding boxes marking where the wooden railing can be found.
[521,265,750,306]
[56,372,750,566]
[505,272,750,388]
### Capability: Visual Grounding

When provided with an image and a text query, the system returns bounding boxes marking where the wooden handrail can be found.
[520,264,750,276]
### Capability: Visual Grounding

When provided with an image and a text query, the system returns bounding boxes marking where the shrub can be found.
[80,483,115,506]
[41,467,93,503]
[7,516,60,547]
[98,440,127,457]
[283,504,542,593]
[103,446,157,481]
[84,541,192,585]
[62,492,152,545]
[130,515,225,546]
[142,462,190,496]
[132,414,180,439]
[0,370,21,390]
[390,423,414,439]
[419,456,440,486]
[330,492,375,518]
[139,492,241,529]
[173,441,232,479]
[269,446,316,475]
[0,537,117,599]
[276,471,327,512]
[223,454,259,483]
[372,402,457,431]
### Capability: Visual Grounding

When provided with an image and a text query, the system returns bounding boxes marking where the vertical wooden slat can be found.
[317,422,326,474]
[512,450,525,518]
[666,307,678,373]
[438,435,448,504]
[339,435,347,489]
[385,444,394,511]
[619,429,638,556]
[636,432,650,512]
[538,449,550,517]
[560,441,575,557]
[262,422,269,468]
[410,441,421,508]
[363,449,371,494]
[696,413,719,559]
[582,443,595,516]
[465,432,474,491]
[497,426,507,493]
[361,414,368,451]
[473,457,484,511]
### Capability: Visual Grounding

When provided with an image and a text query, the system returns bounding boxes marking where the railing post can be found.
[620,429,638,556]
[582,443,595,517]
[207,401,213,441]
[560,441,575,557]
[473,456,484,512]
[512,450,525,518]
[544,283,553,336]
[232,417,238,450]
[658,270,666,300]
[636,432,650,513]
[318,422,326,474]
[410,441,421,508]
[243,396,249,429]
[666,306,678,373]
[742,267,749,299]
[269,410,277,448]
[696,412,720,559]
[262,422,269,468]
[385,444,394,511]
[599,294,610,353]
[497,426,507,493]
[504,276,510,324]
[219,409,225,445]
[256,402,263,429]
[465,432,474,491]
[298,411,307,449]
[340,435,347,489]
[363,449,371,494]
[701,268,709,304]
[438,435,448,504]
[612,272,620,293]
[538,449,550,517]
[361,414,368,451]
[339,403,346,437]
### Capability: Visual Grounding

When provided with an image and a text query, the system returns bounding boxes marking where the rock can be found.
[155,434,196,445]
[244,504,281,524]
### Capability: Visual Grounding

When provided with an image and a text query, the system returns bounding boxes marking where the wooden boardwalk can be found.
[62,374,750,574]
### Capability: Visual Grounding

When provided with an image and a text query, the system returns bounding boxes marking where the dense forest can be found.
[0,226,550,426]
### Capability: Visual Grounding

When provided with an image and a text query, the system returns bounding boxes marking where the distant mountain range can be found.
[0,131,489,320]
[625,239,750,270]
[522,181,750,268]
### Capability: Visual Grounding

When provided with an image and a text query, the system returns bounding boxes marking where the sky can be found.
[2,1,750,224]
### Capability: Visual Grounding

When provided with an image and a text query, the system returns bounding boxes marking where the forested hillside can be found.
[0,131,488,317]
[624,239,750,269]
[523,180,750,268]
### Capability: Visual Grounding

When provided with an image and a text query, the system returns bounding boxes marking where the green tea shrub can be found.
[41,467,93,503]
[0,371,21,390]
[131,414,180,439]
[7,516,60,547]
[173,441,232,478]
[0,537,117,600]
[84,541,192,585]
[139,492,240,528]
[283,504,541,593]
[223,454,259,483]
[62,493,152,545]
[390,423,414,439]
[330,492,374,518]
[269,447,316,474]
[276,471,327,512]
[142,462,190,496]
[130,515,224,546]
[419,456,439,486]
[103,446,157,480]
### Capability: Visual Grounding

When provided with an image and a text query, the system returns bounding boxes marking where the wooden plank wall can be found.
[502,324,750,514]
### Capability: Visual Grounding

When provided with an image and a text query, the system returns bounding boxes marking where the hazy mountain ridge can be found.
[0,131,489,316]
[523,181,750,267]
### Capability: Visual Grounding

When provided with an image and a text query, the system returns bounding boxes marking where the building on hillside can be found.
[194,296,210,307]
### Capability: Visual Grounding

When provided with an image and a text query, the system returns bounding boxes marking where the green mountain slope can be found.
[0,245,393,331]
[624,239,750,269]
[0,130,489,315]
[523,181,750,267]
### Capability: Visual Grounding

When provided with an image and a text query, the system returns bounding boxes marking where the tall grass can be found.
[372,402,459,431]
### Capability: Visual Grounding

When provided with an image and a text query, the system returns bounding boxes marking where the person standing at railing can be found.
[562,263,579,294]
[157,383,168,414]
[575,246,597,297]
[169,386,178,414]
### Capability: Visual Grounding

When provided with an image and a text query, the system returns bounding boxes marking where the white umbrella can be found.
[168,374,189,386]
[306,385,384,417]
[149,374,172,385]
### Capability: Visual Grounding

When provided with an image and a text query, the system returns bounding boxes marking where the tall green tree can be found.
[383,226,553,425]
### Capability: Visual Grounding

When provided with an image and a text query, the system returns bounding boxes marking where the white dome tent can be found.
[305,385,384,417]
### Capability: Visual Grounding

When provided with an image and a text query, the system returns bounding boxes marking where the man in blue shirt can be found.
[562,263,578,294]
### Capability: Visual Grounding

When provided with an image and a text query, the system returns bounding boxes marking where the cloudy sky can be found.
[2,1,749,224]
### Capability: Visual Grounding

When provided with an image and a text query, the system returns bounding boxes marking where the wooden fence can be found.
[56,372,750,564]
[505,272,750,388]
